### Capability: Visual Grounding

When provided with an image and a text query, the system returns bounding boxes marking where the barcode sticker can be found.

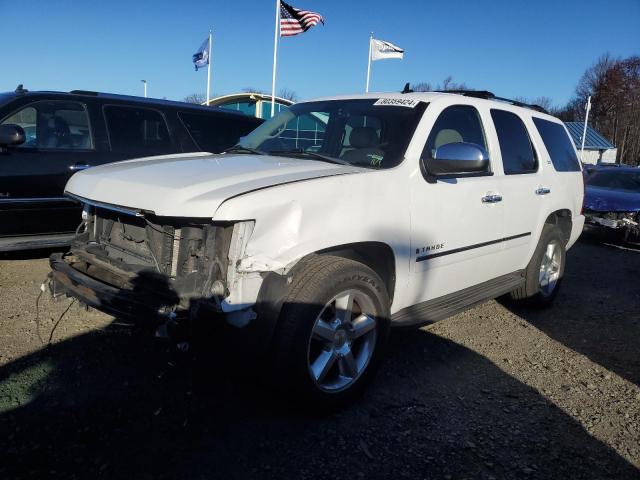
[373,98,420,108]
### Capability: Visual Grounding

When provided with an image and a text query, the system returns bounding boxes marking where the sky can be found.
[1,0,638,107]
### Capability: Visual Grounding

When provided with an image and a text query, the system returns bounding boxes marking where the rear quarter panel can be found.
[525,116,584,261]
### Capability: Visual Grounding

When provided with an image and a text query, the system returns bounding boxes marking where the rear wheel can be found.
[511,224,566,306]
[270,255,390,408]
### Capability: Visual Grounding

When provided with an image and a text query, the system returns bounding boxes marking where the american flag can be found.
[280,1,324,37]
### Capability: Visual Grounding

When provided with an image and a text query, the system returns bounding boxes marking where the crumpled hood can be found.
[65,152,364,217]
[584,185,640,212]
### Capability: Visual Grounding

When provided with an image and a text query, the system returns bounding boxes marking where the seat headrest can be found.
[349,127,379,148]
[47,115,70,136]
[434,129,463,149]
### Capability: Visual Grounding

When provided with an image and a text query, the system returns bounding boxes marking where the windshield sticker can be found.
[373,98,420,108]
[368,153,383,167]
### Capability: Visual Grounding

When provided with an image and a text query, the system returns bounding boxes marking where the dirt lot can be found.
[1,238,639,480]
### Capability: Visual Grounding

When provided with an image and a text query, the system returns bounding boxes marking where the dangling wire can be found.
[34,285,45,345]
[47,299,76,345]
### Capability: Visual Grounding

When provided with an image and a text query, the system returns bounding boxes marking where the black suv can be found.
[0,86,262,251]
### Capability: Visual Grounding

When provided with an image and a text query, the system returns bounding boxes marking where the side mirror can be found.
[0,124,26,147]
[424,142,489,176]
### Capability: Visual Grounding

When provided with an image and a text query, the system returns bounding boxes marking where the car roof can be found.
[304,91,560,122]
[0,90,260,120]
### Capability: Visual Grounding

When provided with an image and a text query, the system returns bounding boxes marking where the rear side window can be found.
[104,106,173,155]
[491,109,537,174]
[532,118,581,172]
[178,112,259,153]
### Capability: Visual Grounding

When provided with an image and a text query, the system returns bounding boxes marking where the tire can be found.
[510,224,566,307]
[270,255,390,409]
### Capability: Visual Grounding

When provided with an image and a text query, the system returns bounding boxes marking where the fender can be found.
[213,168,412,313]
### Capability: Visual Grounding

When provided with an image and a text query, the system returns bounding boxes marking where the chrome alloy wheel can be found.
[539,239,562,297]
[307,290,378,393]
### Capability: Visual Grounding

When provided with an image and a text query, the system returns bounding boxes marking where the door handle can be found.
[535,187,551,195]
[69,163,90,171]
[481,193,503,203]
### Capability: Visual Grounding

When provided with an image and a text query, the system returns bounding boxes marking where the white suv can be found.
[50,91,584,406]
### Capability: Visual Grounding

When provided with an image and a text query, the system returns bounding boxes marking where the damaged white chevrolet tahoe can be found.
[49,91,585,405]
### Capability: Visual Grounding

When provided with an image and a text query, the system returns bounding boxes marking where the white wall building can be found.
[564,122,617,165]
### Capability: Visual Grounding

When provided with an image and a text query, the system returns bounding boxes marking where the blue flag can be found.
[192,37,210,71]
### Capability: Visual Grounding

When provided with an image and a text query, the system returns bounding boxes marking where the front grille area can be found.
[93,208,175,274]
[68,206,234,308]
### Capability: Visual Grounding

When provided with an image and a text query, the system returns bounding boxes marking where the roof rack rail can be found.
[437,89,495,99]
[437,89,549,114]
[69,90,99,96]
[493,96,549,114]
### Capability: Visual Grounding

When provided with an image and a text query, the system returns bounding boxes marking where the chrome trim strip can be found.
[416,232,531,262]
[0,197,77,204]
[65,192,153,217]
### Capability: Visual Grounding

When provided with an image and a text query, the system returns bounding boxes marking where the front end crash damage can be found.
[48,202,275,338]
[584,209,640,242]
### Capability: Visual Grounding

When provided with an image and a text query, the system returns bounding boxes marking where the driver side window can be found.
[422,105,487,159]
[1,101,93,150]
[1,107,37,147]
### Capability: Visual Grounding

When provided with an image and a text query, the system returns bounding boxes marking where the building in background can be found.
[205,92,294,119]
[564,122,617,165]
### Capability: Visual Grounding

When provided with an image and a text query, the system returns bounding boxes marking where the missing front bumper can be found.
[584,212,640,242]
[49,252,182,321]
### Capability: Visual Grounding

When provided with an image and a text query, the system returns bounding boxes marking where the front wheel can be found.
[270,255,390,408]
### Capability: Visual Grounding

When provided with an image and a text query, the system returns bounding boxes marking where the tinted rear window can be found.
[178,112,260,153]
[104,105,174,155]
[491,109,537,174]
[532,118,580,172]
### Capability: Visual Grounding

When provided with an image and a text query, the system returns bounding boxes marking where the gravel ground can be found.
[0,237,639,480]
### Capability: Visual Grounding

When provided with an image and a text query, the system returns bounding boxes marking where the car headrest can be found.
[434,129,463,149]
[349,127,379,148]
[47,115,71,136]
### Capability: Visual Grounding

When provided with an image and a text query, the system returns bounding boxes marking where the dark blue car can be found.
[583,165,640,242]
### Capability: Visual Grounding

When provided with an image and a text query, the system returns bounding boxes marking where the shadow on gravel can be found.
[506,238,640,388]
[1,317,637,480]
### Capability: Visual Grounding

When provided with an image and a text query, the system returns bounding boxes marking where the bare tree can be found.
[242,87,266,94]
[413,82,433,92]
[411,77,470,92]
[567,54,640,165]
[554,98,582,122]
[514,96,560,115]
[529,96,555,112]
[279,88,298,102]
[183,93,206,104]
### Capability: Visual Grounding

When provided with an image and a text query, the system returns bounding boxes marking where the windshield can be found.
[587,170,640,193]
[236,98,427,169]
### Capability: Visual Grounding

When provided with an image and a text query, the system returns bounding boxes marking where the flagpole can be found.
[206,30,212,106]
[271,0,280,117]
[580,95,591,162]
[365,32,373,93]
